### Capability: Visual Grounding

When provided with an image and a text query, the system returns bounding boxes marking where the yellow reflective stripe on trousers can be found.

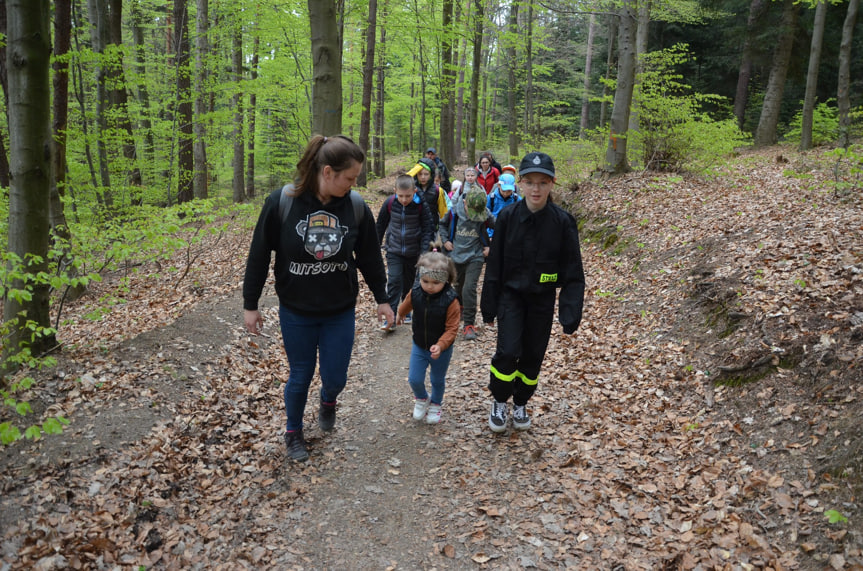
[517,371,538,386]
[489,364,519,382]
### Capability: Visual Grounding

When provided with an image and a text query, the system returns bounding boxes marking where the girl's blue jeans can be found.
[407,342,453,405]
[279,305,355,432]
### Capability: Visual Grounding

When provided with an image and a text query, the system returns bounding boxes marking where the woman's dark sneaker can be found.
[319,401,337,432]
[284,430,309,462]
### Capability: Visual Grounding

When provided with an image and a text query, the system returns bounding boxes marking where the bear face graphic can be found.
[295,211,348,260]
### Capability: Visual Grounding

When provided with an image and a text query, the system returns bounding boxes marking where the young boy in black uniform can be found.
[480,152,586,432]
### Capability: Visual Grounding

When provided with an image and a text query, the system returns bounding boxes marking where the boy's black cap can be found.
[426,147,436,154]
[519,152,555,178]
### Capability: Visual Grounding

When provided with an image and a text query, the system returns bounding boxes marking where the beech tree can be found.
[605,0,638,173]
[309,0,343,135]
[800,0,828,151]
[837,0,859,148]
[358,0,377,187]
[753,0,800,147]
[4,0,55,357]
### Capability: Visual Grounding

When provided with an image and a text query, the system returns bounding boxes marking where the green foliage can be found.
[827,144,863,195]
[783,100,839,147]
[824,509,848,524]
[633,44,750,174]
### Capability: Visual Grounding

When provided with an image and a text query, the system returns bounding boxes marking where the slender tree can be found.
[523,0,534,148]
[107,0,142,191]
[51,0,72,239]
[440,0,456,168]
[753,0,799,147]
[4,0,55,357]
[246,25,260,199]
[800,0,827,150]
[309,0,343,135]
[506,2,519,159]
[604,0,637,173]
[837,0,859,148]
[580,14,596,136]
[358,0,377,187]
[174,0,194,203]
[734,0,767,129]
[599,14,617,128]
[231,16,244,203]
[466,0,483,163]
[130,0,155,167]
[87,0,113,207]
[193,0,209,198]
[0,1,11,187]
[373,6,387,177]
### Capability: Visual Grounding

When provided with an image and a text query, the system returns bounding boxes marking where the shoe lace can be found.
[493,401,506,417]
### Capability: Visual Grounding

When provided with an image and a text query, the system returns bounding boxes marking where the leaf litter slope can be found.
[1,147,862,569]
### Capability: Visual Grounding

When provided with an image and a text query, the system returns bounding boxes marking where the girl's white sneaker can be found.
[425,403,442,424]
[412,398,430,420]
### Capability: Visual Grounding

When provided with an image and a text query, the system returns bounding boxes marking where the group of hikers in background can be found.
[243,135,585,462]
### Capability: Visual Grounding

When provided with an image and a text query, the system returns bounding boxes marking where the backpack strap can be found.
[280,184,365,225]
[278,184,295,224]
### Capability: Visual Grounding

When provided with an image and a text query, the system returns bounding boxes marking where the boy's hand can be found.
[444,241,454,251]
[482,246,490,257]
[430,344,441,359]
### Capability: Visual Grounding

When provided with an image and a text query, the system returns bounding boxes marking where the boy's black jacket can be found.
[481,200,585,333]
[243,188,388,316]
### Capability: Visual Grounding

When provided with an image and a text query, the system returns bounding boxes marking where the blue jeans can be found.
[386,253,419,314]
[407,342,453,405]
[279,306,355,432]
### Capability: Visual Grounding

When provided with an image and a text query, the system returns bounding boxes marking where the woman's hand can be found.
[430,344,441,359]
[377,303,395,327]
[244,309,263,335]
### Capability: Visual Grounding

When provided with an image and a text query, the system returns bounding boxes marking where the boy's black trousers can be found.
[488,287,556,406]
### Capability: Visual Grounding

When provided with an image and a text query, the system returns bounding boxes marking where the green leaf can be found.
[825,509,848,524]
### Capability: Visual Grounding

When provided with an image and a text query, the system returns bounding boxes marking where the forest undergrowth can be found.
[1,145,862,569]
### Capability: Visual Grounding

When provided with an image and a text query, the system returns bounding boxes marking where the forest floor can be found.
[1,145,862,570]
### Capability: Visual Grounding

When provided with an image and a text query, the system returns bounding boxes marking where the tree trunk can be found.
[454,0,468,161]
[599,14,617,128]
[358,0,377,187]
[4,0,55,357]
[130,0,154,168]
[373,13,386,177]
[800,0,827,151]
[108,0,142,191]
[246,29,259,200]
[0,2,11,187]
[627,0,651,138]
[523,0,534,148]
[580,13,596,136]
[734,0,766,130]
[51,0,72,240]
[174,0,193,204]
[604,0,637,173]
[193,0,209,198]
[440,0,456,169]
[87,0,113,207]
[837,0,859,149]
[308,0,342,135]
[231,20,244,203]
[753,0,799,147]
[506,2,519,160]
[72,0,100,194]
[466,0,483,164]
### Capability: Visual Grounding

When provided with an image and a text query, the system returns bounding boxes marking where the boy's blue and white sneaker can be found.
[403,312,412,324]
[512,405,531,430]
[488,400,509,433]
[380,319,392,331]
